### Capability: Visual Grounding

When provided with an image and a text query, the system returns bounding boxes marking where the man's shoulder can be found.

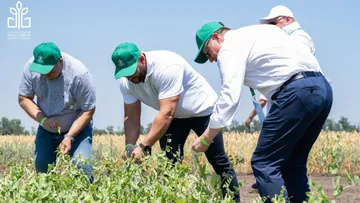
[146,50,189,73]
[290,28,314,48]
[294,29,313,40]
[232,24,281,34]
[226,24,282,43]
[146,50,185,63]
[62,52,90,76]
[289,22,313,38]
[119,77,130,88]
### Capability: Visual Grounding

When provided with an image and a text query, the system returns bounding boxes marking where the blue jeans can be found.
[251,72,333,203]
[34,121,93,182]
[159,115,240,203]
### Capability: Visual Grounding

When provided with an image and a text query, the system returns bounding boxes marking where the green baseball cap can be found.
[29,42,61,74]
[194,22,224,64]
[111,42,141,79]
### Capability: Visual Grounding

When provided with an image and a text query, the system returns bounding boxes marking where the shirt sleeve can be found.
[119,79,138,104]
[208,48,247,129]
[156,65,184,100]
[18,59,35,97]
[74,72,96,111]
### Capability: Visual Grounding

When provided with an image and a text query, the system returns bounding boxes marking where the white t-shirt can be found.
[119,50,218,118]
[209,24,323,128]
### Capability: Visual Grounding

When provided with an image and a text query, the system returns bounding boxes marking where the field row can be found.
[1,131,359,174]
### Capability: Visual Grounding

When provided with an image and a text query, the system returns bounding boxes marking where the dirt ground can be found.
[238,173,360,203]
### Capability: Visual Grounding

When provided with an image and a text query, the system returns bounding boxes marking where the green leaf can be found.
[328,164,339,175]
[354,175,360,184]
[333,176,343,198]
[346,171,353,185]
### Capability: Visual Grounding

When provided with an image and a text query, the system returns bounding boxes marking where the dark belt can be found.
[280,71,323,91]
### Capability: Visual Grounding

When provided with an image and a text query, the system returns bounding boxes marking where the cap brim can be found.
[194,43,208,64]
[114,62,137,79]
[29,62,54,74]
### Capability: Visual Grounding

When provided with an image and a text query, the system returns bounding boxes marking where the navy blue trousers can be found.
[159,115,240,202]
[251,73,333,203]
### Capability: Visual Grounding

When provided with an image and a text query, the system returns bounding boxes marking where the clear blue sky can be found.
[1,0,359,131]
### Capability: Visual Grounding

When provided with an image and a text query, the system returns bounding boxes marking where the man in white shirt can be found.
[191,22,333,203]
[111,42,240,202]
[246,5,316,130]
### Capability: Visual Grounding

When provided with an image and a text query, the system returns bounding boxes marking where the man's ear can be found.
[139,53,146,65]
[213,32,221,40]
[286,16,293,22]
[211,33,217,39]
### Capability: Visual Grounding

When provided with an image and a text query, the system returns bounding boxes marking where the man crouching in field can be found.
[18,42,96,182]
[111,42,240,202]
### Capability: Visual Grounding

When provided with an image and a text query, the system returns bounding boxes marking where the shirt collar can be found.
[282,21,302,35]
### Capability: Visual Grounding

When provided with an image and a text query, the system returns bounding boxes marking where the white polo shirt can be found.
[282,21,316,55]
[209,24,323,128]
[119,50,218,118]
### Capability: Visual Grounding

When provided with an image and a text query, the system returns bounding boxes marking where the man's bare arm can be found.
[124,100,141,145]
[141,95,179,146]
[66,107,95,137]
[18,94,46,124]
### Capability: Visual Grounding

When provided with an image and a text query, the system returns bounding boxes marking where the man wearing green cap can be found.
[191,22,333,203]
[111,42,240,202]
[18,42,96,182]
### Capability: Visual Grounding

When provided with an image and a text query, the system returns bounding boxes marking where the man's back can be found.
[120,50,218,118]
[221,24,321,98]
[282,21,316,55]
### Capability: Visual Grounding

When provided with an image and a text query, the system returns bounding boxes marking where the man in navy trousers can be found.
[191,22,333,203]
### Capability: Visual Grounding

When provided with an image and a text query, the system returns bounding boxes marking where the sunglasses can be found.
[268,16,286,25]
[202,38,212,58]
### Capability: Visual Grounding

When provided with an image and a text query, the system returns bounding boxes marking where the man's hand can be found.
[122,144,137,160]
[192,128,221,153]
[245,116,253,129]
[60,137,72,154]
[42,117,61,129]
[131,146,143,160]
[192,136,211,152]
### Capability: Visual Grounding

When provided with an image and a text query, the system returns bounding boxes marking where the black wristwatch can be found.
[139,143,152,156]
